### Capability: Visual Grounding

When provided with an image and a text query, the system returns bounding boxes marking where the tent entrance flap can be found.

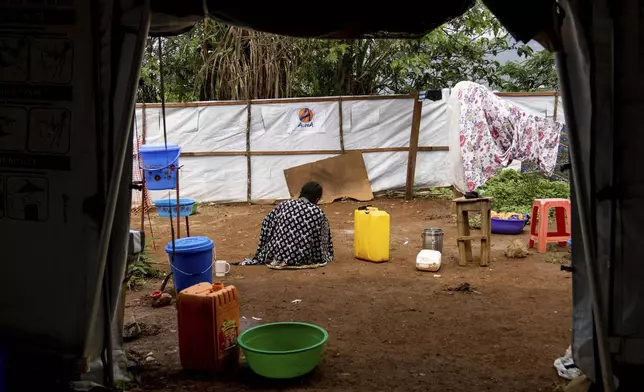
[3,0,644,390]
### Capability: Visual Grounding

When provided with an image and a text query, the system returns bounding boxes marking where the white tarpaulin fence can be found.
[132,91,564,205]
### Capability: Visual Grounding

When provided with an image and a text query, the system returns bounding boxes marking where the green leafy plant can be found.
[498,50,558,92]
[479,169,570,214]
[126,252,162,290]
[137,1,556,102]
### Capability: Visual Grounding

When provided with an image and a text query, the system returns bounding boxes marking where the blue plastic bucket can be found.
[139,143,181,190]
[165,236,214,292]
[491,217,529,235]
[153,198,195,218]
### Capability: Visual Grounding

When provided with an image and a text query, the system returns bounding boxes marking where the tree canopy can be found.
[137,1,558,103]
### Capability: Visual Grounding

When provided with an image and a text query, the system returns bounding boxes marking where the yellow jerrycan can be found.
[354,206,390,262]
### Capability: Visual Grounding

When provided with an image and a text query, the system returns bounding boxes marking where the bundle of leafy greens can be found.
[479,169,570,214]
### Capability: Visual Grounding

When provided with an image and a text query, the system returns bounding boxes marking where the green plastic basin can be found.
[237,322,328,379]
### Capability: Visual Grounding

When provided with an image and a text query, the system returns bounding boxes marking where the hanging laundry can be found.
[447,81,564,192]
[522,125,570,183]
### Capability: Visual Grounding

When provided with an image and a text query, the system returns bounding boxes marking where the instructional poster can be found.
[0,0,100,351]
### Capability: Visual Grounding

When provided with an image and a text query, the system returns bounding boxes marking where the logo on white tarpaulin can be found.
[297,107,314,128]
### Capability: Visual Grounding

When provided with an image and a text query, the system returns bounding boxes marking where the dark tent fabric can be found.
[1,0,642,391]
[0,0,148,388]
[136,1,477,37]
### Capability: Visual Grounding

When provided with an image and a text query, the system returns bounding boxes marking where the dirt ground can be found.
[125,198,572,392]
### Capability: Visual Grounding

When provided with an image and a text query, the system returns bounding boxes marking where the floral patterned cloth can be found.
[522,125,569,182]
[448,81,564,192]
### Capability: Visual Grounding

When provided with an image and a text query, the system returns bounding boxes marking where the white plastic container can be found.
[416,249,442,272]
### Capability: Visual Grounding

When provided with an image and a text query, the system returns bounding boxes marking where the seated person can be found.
[241,181,334,269]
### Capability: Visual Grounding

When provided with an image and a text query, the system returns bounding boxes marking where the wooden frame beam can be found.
[134,92,559,109]
[405,92,423,200]
[135,94,415,109]
[180,146,448,158]
[494,91,558,97]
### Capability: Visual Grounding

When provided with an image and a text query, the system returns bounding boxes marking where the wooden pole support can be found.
[176,167,181,239]
[405,92,423,200]
[553,91,560,121]
[140,104,147,231]
[246,100,252,202]
[338,96,345,153]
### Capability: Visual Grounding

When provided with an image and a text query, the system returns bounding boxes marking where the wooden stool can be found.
[528,198,571,253]
[454,197,492,267]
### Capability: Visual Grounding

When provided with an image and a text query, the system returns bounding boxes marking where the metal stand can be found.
[176,166,181,239]
[174,166,190,238]
[140,175,146,231]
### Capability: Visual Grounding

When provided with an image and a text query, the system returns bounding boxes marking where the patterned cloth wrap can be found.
[522,125,569,182]
[448,81,564,192]
[240,198,334,269]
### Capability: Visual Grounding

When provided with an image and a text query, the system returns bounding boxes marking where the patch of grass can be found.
[545,253,570,265]
[424,187,453,200]
[373,187,453,200]
[126,252,162,290]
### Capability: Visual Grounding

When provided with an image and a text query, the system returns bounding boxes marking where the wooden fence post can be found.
[140,104,147,231]
[246,100,252,202]
[338,96,345,153]
[405,92,423,200]
[553,91,559,121]
[141,103,147,142]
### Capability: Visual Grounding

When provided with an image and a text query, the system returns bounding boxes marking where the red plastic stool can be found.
[528,198,571,253]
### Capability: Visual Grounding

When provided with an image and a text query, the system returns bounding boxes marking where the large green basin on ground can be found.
[237,322,329,379]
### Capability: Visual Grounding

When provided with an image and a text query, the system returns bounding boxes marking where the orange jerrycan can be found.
[177,282,240,373]
[354,206,390,262]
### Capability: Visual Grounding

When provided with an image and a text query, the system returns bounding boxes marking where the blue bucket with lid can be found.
[139,143,181,190]
[165,236,214,292]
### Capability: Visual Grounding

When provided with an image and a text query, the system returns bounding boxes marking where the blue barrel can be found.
[165,236,214,292]
[139,143,181,190]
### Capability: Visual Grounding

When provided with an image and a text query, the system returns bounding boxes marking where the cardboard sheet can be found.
[283,152,374,203]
